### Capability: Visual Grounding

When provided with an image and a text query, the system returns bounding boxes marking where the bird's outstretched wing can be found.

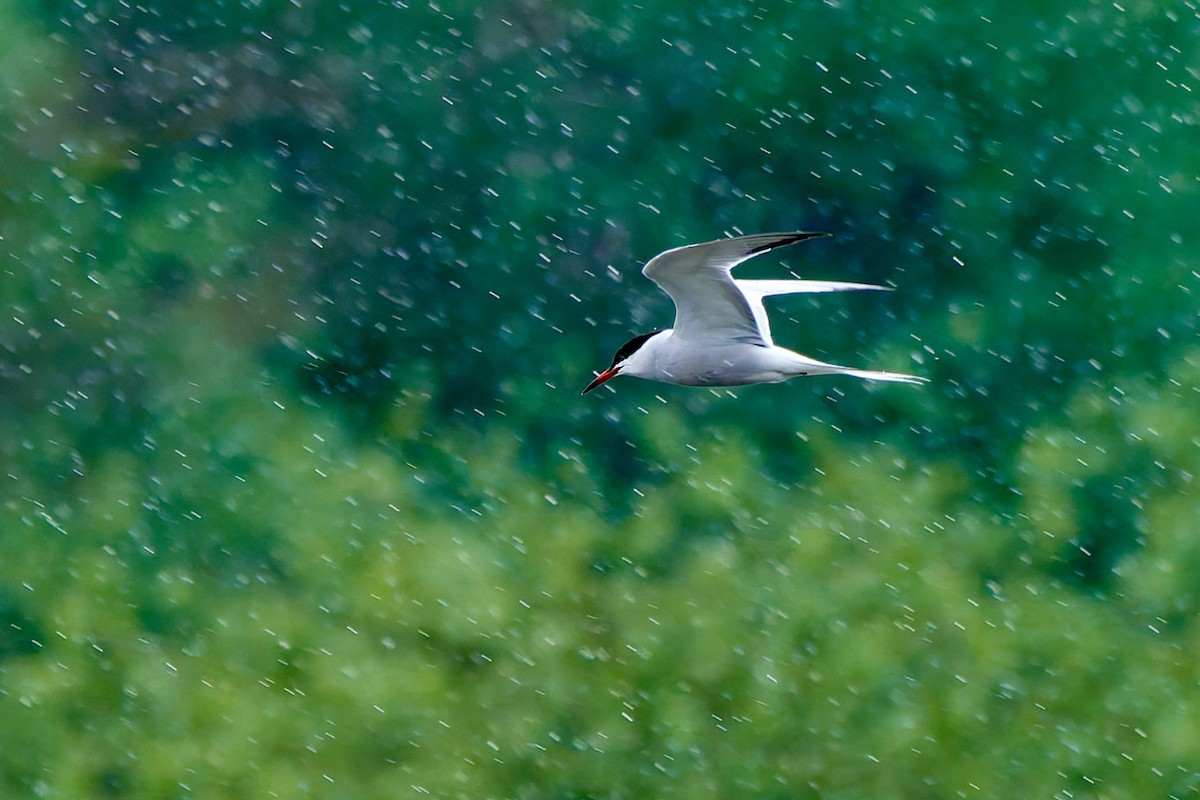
[642,232,885,345]
[736,278,889,343]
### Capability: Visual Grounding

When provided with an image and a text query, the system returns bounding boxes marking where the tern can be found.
[582,232,926,395]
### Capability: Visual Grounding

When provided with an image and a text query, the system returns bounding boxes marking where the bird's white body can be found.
[617,327,914,387]
[583,232,926,394]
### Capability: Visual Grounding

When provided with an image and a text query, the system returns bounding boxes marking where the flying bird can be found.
[582,232,926,395]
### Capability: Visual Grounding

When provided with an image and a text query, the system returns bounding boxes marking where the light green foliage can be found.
[2,1,1199,798]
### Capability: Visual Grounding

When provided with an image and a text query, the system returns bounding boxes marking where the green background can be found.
[2,1,1199,797]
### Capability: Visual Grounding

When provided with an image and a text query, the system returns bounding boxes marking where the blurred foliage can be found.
[2,0,1199,798]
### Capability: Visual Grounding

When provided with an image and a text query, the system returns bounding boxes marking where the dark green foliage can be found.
[2,1,1199,798]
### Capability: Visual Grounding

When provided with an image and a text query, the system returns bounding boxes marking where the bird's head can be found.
[581,330,662,395]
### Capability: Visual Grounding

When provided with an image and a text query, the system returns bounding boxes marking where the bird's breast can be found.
[653,341,794,386]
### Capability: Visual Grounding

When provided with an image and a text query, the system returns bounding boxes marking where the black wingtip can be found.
[747,231,831,255]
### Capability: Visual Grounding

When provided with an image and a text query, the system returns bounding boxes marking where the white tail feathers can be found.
[837,368,928,384]
[783,351,927,385]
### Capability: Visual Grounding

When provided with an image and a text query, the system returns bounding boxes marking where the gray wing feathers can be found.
[641,232,828,344]
[736,279,889,297]
[736,279,889,344]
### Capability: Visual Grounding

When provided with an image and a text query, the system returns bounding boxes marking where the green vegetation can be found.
[2,1,1198,797]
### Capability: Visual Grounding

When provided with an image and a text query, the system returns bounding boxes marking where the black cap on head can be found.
[581,329,661,395]
[608,330,660,368]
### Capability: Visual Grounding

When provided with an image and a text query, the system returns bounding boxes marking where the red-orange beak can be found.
[581,366,620,395]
